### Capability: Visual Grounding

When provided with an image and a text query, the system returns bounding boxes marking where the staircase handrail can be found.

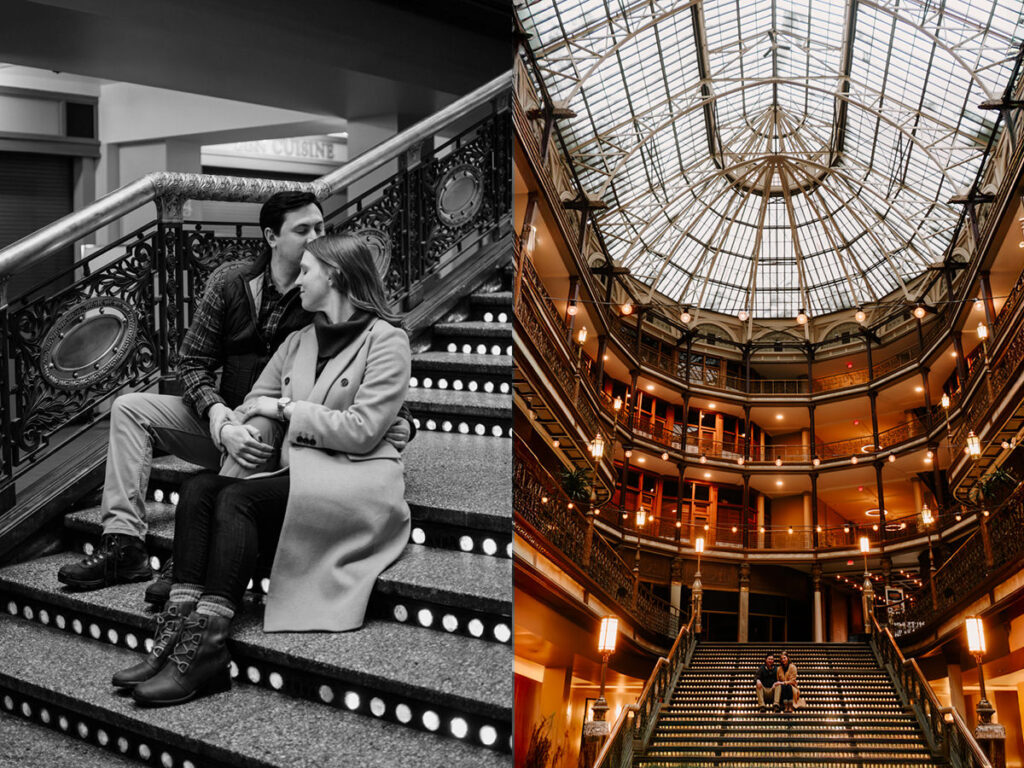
[0,71,510,290]
[592,613,696,768]
[870,613,991,768]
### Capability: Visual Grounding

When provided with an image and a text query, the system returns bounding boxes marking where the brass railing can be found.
[0,72,512,509]
[513,438,679,638]
[871,614,991,768]
[593,614,696,768]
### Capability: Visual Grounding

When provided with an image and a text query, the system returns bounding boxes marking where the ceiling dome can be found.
[519,0,1023,318]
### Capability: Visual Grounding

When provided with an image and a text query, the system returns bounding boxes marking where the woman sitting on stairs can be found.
[110,233,412,706]
[776,651,804,713]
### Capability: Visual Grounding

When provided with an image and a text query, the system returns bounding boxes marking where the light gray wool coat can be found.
[241,317,411,632]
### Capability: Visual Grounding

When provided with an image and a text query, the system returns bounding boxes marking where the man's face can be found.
[766,656,774,667]
[265,203,324,264]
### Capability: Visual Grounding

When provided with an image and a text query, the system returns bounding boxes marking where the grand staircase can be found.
[0,279,513,766]
[637,641,944,768]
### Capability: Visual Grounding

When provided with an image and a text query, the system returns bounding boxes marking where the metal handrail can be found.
[593,613,696,768]
[871,614,991,768]
[0,71,510,284]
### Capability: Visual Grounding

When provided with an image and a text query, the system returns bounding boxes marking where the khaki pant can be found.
[100,393,280,540]
[756,683,781,708]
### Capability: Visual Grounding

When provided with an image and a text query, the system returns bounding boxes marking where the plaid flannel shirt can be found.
[179,262,297,419]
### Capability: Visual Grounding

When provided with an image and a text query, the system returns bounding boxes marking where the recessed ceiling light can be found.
[646,384,654,391]
[708,403,716,409]
[704,472,711,479]
[775,413,783,420]
[914,386,923,393]
[776,480,783,486]
[637,457,645,463]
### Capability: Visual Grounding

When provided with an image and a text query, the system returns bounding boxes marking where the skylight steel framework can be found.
[518,0,1024,318]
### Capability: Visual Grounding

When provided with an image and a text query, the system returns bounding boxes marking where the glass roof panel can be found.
[518,0,1024,317]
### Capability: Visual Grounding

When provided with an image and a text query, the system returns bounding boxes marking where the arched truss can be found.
[518,0,1023,317]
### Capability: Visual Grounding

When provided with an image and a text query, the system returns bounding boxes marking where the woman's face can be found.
[296,250,334,312]
[781,653,789,665]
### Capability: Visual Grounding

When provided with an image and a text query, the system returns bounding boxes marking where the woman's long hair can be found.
[305,234,404,328]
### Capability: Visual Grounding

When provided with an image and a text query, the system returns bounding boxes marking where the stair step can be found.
[0,708,139,767]
[61,510,510,636]
[0,555,510,726]
[411,352,512,375]
[144,431,513,541]
[406,389,511,420]
[469,291,512,307]
[0,616,510,766]
[433,321,511,339]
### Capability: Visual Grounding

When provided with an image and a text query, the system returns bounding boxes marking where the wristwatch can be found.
[277,396,293,420]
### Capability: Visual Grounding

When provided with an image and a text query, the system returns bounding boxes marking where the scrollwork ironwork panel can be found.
[9,236,160,460]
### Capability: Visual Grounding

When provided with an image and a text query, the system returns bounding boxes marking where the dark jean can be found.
[172,472,290,607]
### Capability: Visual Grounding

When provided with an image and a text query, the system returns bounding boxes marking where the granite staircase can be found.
[0,277,513,767]
[637,641,945,768]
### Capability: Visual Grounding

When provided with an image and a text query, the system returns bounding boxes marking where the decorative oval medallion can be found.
[436,164,484,227]
[352,228,393,278]
[40,297,139,390]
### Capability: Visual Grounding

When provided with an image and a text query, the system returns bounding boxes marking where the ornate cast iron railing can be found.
[0,72,511,511]
[871,614,991,768]
[892,483,1024,638]
[512,438,679,638]
[593,614,696,768]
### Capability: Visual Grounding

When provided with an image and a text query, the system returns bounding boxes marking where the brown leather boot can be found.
[132,612,232,707]
[111,601,195,688]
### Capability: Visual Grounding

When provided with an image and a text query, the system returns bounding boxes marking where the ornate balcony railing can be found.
[513,439,679,639]
[0,72,511,512]
[892,484,1024,638]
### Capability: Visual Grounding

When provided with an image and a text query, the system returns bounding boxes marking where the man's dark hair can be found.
[765,653,774,662]
[259,191,323,238]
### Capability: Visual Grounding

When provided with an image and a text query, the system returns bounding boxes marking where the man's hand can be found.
[207,403,237,450]
[384,417,412,452]
[220,423,275,470]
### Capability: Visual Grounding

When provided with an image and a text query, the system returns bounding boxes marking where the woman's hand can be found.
[235,396,280,422]
[220,423,275,469]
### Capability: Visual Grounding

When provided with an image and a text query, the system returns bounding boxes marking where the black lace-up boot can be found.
[144,557,174,607]
[111,601,195,688]
[132,612,232,707]
[57,534,152,590]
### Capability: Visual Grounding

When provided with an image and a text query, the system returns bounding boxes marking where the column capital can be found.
[739,561,751,586]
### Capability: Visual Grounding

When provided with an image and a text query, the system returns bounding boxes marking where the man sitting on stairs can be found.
[755,652,780,713]
[57,191,413,599]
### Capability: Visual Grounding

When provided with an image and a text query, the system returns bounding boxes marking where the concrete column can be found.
[800,429,811,462]
[757,495,766,549]
[911,476,923,517]
[812,563,824,642]
[802,492,813,549]
[949,664,967,719]
[670,557,684,616]
[738,562,751,642]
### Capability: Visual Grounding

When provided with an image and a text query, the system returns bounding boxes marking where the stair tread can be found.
[406,389,512,414]
[412,352,512,371]
[469,291,512,305]
[433,322,511,338]
[0,553,511,716]
[0,709,139,767]
[61,506,510,614]
[0,616,509,767]
[147,431,512,530]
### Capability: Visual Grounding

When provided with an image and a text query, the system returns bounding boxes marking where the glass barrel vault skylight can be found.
[518,0,1024,318]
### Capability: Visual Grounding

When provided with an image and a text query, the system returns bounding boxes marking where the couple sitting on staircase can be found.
[755,651,803,714]
[56,191,416,707]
